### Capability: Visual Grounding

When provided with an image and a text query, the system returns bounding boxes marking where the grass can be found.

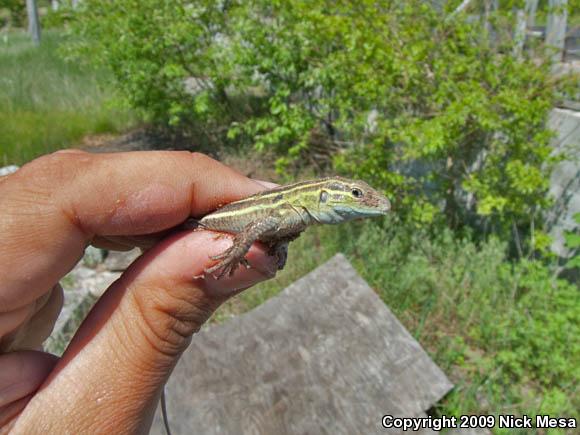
[0,29,135,166]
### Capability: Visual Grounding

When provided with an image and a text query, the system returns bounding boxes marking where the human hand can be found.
[0,150,278,433]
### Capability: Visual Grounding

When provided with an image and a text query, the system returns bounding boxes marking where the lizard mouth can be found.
[379,197,391,214]
[335,206,386,219]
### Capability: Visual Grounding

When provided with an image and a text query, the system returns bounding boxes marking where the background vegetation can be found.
[2,0,579,432]
[227,221,580,426]
[66,0,578,241]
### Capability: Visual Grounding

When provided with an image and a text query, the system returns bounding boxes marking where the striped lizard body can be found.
[192,177,391,278]
[162,177,391,435]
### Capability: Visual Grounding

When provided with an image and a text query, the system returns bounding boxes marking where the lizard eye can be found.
[320,190,329,203]
[351,188,363,198]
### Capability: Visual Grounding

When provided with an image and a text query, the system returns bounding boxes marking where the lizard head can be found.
[316,177,391,224]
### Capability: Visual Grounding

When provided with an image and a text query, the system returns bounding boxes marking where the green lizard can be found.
[194,176,391,278]
[161,177,391,434]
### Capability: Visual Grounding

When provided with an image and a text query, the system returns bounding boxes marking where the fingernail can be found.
[253,179,279,189]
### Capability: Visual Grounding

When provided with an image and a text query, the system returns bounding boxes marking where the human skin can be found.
[0,150,278,433]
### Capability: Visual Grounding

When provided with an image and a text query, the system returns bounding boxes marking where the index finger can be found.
[0,150,266,312]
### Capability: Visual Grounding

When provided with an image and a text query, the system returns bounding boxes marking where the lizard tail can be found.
[161,387,173,435]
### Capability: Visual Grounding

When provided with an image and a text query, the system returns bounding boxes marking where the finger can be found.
[0,151,266,313]
[90,236,137,251]
[0,351,58,427]
[0,286,63,353]
[92,233,167,250]
[11,229,277,433]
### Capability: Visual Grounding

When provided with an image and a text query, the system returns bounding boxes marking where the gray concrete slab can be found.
[151,254,453,435]
[547,108,580,258]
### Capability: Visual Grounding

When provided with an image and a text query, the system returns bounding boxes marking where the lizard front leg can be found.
[204,216,280,279]
[269,241,289,271]
[268,233,300,271]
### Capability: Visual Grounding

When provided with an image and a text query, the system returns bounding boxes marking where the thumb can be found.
[10,230,277,434]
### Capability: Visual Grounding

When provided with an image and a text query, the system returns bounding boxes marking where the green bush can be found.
[359,223,579,419]
[335,220,578,385]
[65,0,237,145]
[67,0,575,242]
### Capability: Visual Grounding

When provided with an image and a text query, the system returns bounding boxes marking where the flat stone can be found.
[151,254,453,434]
[0,165,19,176]
[82,270,122,298]
[83,246,107,268]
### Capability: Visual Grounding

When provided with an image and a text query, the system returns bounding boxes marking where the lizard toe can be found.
[205,255,241,279]
[209,250,230,261]
[203,262,221,276]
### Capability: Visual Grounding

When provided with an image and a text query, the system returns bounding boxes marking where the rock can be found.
[82,269,122,298]
[83,246,107,269]
[102,248,141,271]
[44,263,121,356]
[43,244,138,355]
[0,165,19,176]
[151,254,453,435]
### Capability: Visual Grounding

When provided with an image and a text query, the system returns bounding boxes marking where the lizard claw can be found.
[205,246,246,279]
[203,216,280,279]
[209,248,230,262]
[205,260,237,279]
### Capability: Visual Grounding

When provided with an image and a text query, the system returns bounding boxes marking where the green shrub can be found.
[65,0,238,148]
